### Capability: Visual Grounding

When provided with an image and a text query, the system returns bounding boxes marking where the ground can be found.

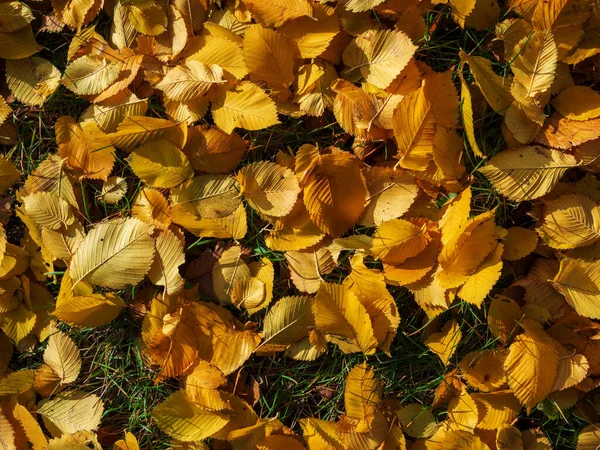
[2,3,589,449]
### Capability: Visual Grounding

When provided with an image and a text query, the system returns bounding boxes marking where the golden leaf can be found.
[152,390,230,441]
[313,282,378,354]
[425,319,462,365]
[552,257,600,319]
[98,176,127,205]
[459,50,513,114]
[479,146,580,201]
[503,227,538,260]
[56,117,115,181]
[5,57,60,106]
[238,161,300,218]
[183,126,247,174]
[148,228,186,295]
[0,26,42,60]
[210,82,279,134]
[243,25,295,91]
[243,0,312,28]
[62,55,121,96]
[212,245,251,304]
[128,139,193,188]
[37,390,104,434]
[70,218,155,289]
[108,116,187,152]
[296,145,366,237]
[157,61,225,102]
[458,349,508,392]
[285,245,336,293]
[504,319,558,412]
[55,269,126,327]
[43,330,81,384]
[538,194,600,249]
[552,86,600,121]
[343,29,417,89]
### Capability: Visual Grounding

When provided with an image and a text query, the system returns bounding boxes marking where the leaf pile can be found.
[1,0,600,448]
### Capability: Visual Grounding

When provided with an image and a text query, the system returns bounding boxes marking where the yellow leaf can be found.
[0,26,42,60]
[55,269,126,327]
[131,188,172,229]
[108,116,187,152]
[62,55,121,95]
[113,432,140,450]
[296,145,366,237]
[343,29,417,89]
[172,203,247,239]
[212,245,251,304]
[186,35,247,80]
[503,227,538,261]
[345,362,381,430]
[80,90,148,133]
[360,166,418,226]
[152,390,230,441]
[504,319,558,412]
[263,295,314,346]
[459,69,483,157]
[392,86,434,170]
[247,257,274,313]
[0,1,34,32]
[98,176,127,205]
[0,410,15,450]
[1,304,36,343]
[144,304,198,378]
[424,319,462,365]
[56,116,115,181]
[23,191,74,230]
[243,0,312,28]
[43,330,81,384]
[5,57,60,106]
[471,390,521,430]
[37,390,103,434]
[170,174,241,219]
[231,277,266,310]
[396,404,438,439]
[128,139,193,188]
[457,243,504,306]
[552,86,600,121]
[70,218,155,289]
[313,282,378,354]
[459,50,513,114]
[210,82,279,134]
[52,0,96,29]
[157,61,225,102]
[238,161,300,217]
[279,5,339,59]
[300,418,345,450]
[243,25,295,90]
[372,218,430,265]
[577,423,600,450]
[344,254,400,353]
[285,246,336,293]
[183,126,247,174]
[458,349,508,392]
[510,31,558,123]
[487,295,523,343]
[552,258,600,319]
[538,194,600,249]
[479,146,580,201]
[148,228,186,295]
[552,342,589,391]
[447,392,479,432]
[11,402,47,449]
[128,0,167,35]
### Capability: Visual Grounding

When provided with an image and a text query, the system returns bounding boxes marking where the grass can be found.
[1,3,591,449]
